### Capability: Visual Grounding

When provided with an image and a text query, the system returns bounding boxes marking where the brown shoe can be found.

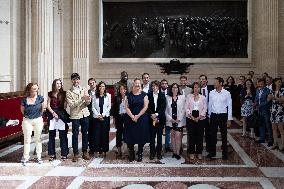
[72,154,79,162]
[82,152,91,160]
[197,154,202,160]
[190,154,195,160]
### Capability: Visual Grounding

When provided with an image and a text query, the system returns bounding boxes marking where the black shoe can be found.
[137,153,143,162]
[222,154,228,160]
[268,141,273,147]
[175,154,181,160]
[157,154,162,160]
[129,150,135,162]
[172,153,176,158]
[149,154,155,160]
[206,154,215,160]
[165,147,173,153]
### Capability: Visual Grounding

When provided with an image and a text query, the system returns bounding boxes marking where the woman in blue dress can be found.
[125,78,149,162]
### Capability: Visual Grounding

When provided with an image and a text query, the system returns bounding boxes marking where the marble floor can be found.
[0,119,284,189]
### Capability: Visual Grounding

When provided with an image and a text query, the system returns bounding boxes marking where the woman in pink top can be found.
[185,82,207,160]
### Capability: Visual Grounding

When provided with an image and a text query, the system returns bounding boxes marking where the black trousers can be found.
[204,117,211,151]
[150,123,163,155]
[94,117,110,153]
[115,114,125,148]
[187,119,205,154]
[127,143,145,153]
[209,113,228,157]
[88,117,95,152]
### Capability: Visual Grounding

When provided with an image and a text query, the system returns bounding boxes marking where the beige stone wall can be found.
[279,0,284,78]
[1,0,283,93]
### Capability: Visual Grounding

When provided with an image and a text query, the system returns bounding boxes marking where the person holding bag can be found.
[185,82,207,160]
[47,79,70,161]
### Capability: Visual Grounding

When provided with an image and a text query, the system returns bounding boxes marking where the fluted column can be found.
[29,0,54,98]
[254,0,279,77]
[72,0,89,87]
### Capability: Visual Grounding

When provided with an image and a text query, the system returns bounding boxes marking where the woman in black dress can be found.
[125,79,149,162]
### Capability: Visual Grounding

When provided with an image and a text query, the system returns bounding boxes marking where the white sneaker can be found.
[21,158,29,166]
[37,158,43,164]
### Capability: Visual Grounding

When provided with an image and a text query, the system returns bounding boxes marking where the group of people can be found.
[19,70,283,164]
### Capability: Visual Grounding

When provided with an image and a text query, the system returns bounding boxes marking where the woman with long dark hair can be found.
[268,78,284,150]
[165,83,186,160]
[47,79,69,161]
[92,81,111,157]
[240,79,256,138]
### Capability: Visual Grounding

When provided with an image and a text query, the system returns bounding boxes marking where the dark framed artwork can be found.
[99,0,251,63]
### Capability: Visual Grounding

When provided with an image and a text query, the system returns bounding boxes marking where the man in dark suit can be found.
[114,71,132,96]
[255,78,273,146]
[148,80,166,160]
[142,73,151,94]
[87,78,96,156]
[199,74,214,153]
[160,79,172,152]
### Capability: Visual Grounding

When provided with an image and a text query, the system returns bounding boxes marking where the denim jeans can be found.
[71,117,89,154]
[165,126,171,148]
[48,129,69,156]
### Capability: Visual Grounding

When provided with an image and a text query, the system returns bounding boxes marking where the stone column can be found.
[254,0,279,77]
[28,0,54,98]
[72,0,89,87]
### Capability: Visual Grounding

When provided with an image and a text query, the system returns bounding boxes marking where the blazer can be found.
[92,93,111,118]
[200,85,214,102]
[112,95,127,118]
[165,95,186,127]
[185,94,207,120]
[66,87,90,119]
[147,91,167,125]
[255,87,271,113]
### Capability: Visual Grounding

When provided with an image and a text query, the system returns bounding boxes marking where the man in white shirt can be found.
[142,73,151,93]
[208,77,232,160]
[88,78,96,156]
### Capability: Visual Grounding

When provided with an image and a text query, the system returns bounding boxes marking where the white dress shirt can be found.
[119,97,126,114]
[201,86,209,104]
[143,83,150,93]
[161,89,167,97]
[153,91,159,112]
[208,88,232,120]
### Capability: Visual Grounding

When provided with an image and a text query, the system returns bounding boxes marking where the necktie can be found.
[202,88,206,97]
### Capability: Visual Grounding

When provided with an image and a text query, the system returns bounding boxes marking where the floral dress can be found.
[270,88,284,124]
[240,89,255,117]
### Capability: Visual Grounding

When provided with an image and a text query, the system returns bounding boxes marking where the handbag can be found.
[192,110,199,118]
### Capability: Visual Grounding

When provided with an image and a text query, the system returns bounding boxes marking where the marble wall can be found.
[0,0,283,94]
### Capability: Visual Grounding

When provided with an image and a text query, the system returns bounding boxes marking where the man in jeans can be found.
[66,73,91,162]
[255,78,273,146]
